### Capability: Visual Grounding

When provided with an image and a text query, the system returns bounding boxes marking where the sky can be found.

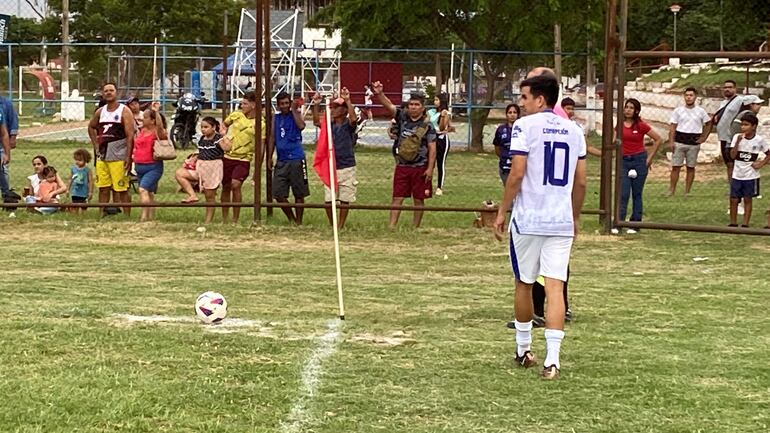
[0,0,48,20]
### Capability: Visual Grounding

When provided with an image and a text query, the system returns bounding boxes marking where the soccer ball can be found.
[195,291,227,324]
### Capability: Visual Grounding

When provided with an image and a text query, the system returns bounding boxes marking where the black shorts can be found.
[720,140,734,165]
[730,178,759,199]
[272,159,309,199]
[71,196,87,203]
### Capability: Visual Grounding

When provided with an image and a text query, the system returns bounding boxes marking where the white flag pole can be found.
[326,103,345,320]
[152,38,159,101]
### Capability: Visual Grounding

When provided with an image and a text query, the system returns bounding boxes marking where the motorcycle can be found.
[170,92,206,149]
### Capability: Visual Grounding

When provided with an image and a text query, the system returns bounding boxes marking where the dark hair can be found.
[42,166,57,177]
[73,148,92,164]
[275,91,290,102]
[243,91,258,103]
[505,103,521,117]
[32,155,48,165]
[561,97,576,108]
[740,112,759,127]
[409,92,425,105]
[102,81,117,91]
[724,80,737,86]
[520,75,559,107]
[201,116,220,132]
[684,87,697,94]
[624,98,642,125]
[436,92,449,111]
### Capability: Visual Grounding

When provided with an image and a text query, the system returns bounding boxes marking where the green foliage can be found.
[628,0,770,51]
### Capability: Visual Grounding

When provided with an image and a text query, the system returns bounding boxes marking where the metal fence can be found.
[0,41,608,225]
[604,0,770,236]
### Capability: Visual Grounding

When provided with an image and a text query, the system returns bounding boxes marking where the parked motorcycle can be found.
[170,92,206,149]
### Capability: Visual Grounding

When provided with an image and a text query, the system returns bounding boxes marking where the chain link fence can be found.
[613,54,770,232]
[0,41,605,224]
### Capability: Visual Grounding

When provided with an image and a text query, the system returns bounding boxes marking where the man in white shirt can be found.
[494,74,587,380]
[667,87,712,196]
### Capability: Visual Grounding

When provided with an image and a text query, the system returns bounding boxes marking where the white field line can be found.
[280,319,343,433]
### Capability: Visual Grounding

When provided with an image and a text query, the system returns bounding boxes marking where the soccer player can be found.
[494,74,587,380]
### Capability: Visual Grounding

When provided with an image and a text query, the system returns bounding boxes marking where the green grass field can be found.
[1,139,770,432]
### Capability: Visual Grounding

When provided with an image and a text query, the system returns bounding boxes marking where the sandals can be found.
[181,197,199,204]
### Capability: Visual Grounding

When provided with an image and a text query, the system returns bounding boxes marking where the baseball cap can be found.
[744,94,764,104]
[126,95,140,104]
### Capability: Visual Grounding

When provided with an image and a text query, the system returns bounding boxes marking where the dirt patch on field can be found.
[350,331,416,346]
[646,161,726,182]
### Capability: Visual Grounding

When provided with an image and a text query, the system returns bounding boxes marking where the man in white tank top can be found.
[87,82,135,215]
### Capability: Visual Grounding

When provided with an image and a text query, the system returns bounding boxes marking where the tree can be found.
[628,0,770,52]
[316,0,604,151]
[42,0,247,92]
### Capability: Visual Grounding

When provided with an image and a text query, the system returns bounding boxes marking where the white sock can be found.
[514,320,533,357]
[544,329,565,369]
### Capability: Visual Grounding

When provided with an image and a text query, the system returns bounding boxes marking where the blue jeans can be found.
[0,149,10,198]
[619,152,648,222]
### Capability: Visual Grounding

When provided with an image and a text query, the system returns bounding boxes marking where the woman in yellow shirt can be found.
[220,91,265,224]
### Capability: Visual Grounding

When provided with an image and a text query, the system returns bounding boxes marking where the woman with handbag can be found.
[132,107,169,222]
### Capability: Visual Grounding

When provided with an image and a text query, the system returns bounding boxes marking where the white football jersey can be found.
[508,110,586,237]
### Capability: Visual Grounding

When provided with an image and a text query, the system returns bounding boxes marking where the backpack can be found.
[395,111,430,163]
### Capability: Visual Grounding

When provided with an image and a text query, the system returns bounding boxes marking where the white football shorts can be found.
[509,231,573,283]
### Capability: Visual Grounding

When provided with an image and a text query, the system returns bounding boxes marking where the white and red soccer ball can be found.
[195,292,227,324]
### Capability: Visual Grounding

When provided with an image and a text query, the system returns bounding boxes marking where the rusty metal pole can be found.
[222,11,229,120]
[599,0,618,233]
[264,0,273,217]
[253,0,263,223]
[614,0,628,229]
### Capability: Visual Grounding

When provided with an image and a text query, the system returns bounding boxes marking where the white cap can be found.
[744,94,764,104]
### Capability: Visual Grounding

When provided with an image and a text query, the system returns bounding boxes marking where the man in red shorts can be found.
[373,81,437,228]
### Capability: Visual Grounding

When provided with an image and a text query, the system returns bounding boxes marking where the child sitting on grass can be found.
[728,113,770,228]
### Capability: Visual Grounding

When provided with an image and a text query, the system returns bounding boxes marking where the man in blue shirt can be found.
[269,91,308,225]
[0,96,15,201]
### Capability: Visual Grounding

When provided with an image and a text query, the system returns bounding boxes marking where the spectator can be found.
[363,84,374,121]
[728,113,769,227]
[312,88,358,229]
[195,117,229,224]
[87,82,135,217]
[0,95,17,202]
[613,98,663,234]
[271,91,309,225]
[730,95,763,139]
[493,103,520,184]
[132,107,168,222]
[373,81,437,228]
[666,87,712,197]
[175,152,200,200]
[68,149,94,213]
[25,156,67,214]
[220,91,263,224]
[561,97,601,157]
[126,96,143,131]
[427,92,452,196]
[713,80,746,182]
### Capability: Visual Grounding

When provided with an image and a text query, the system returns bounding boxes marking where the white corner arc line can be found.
[280,319,343,433]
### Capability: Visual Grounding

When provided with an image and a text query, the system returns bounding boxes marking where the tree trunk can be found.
[468,67,497,152]
[434,53,442,94]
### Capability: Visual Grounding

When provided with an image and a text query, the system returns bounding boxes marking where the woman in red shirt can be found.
[132,107,168,222]
[616,98,663,233]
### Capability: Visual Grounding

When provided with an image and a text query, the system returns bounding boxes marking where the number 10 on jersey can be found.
[543,141,570,187]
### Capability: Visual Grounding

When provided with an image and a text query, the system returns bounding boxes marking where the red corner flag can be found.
[313,114,338,189]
